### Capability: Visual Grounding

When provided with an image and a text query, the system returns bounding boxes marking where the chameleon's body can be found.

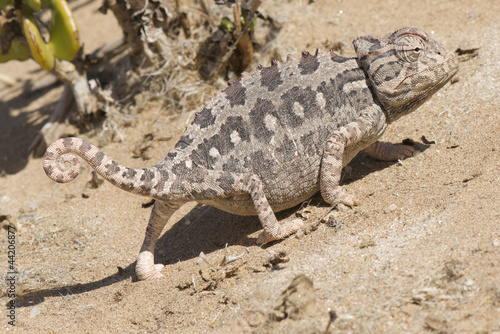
[44,28,458,280]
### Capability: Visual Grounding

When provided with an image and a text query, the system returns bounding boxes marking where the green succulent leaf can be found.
[221,17,234,33]
[46,0,80,61]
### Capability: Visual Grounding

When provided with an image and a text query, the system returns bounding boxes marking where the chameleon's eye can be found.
[396,35,425,63]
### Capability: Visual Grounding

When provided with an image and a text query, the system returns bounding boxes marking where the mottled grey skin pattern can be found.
[44,28,458,280]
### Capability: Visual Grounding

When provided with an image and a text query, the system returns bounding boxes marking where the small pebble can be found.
[384,204,398,214]
[295,228,305,239]
[30,306,40,318]
[464,278,475,286]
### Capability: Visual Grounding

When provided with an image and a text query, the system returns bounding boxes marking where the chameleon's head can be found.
[353,27,458,123]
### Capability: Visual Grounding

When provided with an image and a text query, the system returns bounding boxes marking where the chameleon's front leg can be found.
[320,131,360,207]
[194,171,304,245]
[320,106,386,207]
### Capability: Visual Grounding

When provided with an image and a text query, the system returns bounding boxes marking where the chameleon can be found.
[43,27,458,280]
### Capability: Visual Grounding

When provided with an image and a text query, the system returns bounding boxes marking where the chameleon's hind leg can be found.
[136,201,184,280]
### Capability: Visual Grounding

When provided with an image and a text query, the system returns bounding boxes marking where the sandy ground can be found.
[1,0,499,333]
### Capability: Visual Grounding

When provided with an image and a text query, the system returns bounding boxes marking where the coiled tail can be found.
[43,137,162,197]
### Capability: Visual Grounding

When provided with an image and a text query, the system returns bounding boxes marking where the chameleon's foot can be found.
[336,190,360,207]
[323,186,360,208]
[257,218,304,244]
[136,251,164,280]
[363,141,416,161]
[387,144,415,160]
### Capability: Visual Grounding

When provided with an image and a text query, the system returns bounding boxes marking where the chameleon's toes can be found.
[336,192,360,207]
[136,251,164,280]
[393,144,415,159]
[138,263,164,280]
[322,186,360,208]
[154,264,165,275]
[256,231,273,244]
[257,218,304,244]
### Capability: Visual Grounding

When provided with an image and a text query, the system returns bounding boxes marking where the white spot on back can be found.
[209,147,220,158]
[293,102,304,118]
[342,79,366,94]
[230,130,241,145]
[264,114,278,131]
[316,92,326,108]
[185,160,192,168]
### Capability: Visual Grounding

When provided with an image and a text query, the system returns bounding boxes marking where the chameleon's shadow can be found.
[14,140,429,307]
